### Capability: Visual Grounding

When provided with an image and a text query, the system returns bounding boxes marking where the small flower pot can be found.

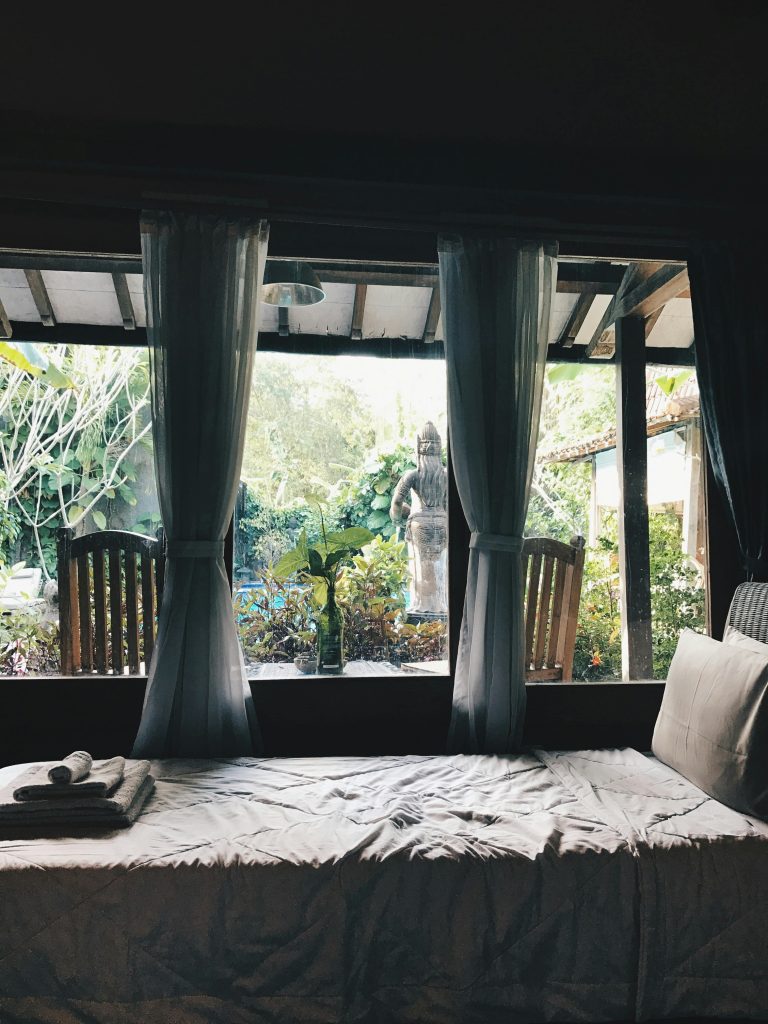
[294,655,317,675]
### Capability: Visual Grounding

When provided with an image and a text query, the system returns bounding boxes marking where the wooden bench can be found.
[523,534,586,681]
[56,527,165,675]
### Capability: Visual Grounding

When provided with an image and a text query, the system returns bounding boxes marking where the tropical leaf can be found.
[655,371,691,397]
[308,547,325,576]
[0,340,74,388]
[366,510,390,529]
[92,510,107,530]
[371,493,391,510]
[547,363,582,384]
[324,527,374,548]
[273,548,309,578]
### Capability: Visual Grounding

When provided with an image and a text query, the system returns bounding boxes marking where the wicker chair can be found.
[725,582,768,643]
[522,535,586,682]
[57,527,165,675]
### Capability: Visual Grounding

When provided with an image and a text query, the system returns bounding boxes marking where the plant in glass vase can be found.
[274,511,373,675]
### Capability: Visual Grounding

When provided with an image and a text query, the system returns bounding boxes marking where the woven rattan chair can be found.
[725,582,768,643]
[522,535,586,682]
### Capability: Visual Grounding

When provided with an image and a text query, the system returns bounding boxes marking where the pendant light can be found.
[262,260,326,307]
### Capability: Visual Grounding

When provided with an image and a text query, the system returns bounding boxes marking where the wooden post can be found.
[615,316,654,679]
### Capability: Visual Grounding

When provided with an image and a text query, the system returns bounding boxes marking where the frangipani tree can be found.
[0,344,152,576]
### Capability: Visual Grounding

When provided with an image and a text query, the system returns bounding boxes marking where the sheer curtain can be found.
[689,240,768,582]
[132,212,268,757]
[439,236,557,753]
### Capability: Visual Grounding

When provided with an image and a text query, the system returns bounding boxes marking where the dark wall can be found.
[0,677,664,767]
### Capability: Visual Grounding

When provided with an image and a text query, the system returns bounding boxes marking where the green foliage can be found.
[572,510,705,680]
[655,370,692,398]
[0,563,60,676]
[0,345,155,575]
[234,569,315,663]
[339,535,410,660]
[648,510,705,676]
[273,511,375,607]
[336,445,417,539]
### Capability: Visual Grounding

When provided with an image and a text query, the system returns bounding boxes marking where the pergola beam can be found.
[278,307,290,337]
[422,288,441,344]
[556,291,595,348]
[24,269,56,326]
[584,262,688,358]
[111,272,136,330]
[350,284,367,341]
[0,297,12,339]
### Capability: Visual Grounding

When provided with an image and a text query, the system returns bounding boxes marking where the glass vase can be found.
[317,587,345,674]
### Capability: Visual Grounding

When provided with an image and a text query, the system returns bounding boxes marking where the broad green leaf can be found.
[655,370,691,397]
[547,363,582,384]
[69,506,85,523]
[373,478,390,494]
[371,493,391,510]
[325,549,346,570]
[308,548,325,576]
[325,527,375,548]
[0,341,73,388]
[92,510,107,530]
[311,579,328,607]
[367,510,390,529]
[274,548,308,578]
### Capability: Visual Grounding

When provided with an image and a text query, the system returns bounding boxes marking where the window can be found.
[0,266,158,676]
[233,270,450,679]
[528,259,705,681]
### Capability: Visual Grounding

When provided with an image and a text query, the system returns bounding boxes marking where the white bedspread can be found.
[0,748,766,1023]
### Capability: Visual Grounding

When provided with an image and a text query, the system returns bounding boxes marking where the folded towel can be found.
[0,760,152,826]
[13,756,126,801]
[47,750,93,784]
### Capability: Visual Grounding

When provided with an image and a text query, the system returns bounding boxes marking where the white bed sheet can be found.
[0,748,766,1024]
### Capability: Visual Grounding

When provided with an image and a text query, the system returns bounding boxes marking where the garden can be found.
[0,342,703,678]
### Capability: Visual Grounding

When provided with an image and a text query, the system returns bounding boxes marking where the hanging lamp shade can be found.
[262,260,326,307]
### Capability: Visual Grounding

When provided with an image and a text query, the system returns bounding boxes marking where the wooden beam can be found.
[615,316,654,680]
[24,269,55,326]
[422,287,441,344]
[619,264,689,320]
[111,272,136,330]
[557,291,595,348]
[0,297,11,339]
[350,283,367,341]
[278,307,290,337]
[585,262,688,358]
[0,251,141,274]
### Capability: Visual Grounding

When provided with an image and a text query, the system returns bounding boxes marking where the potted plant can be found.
[274,515,373,674]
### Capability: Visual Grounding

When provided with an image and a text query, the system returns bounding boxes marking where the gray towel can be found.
[0,760,152,825]
[13,756,126,801]
[47,750,93,784]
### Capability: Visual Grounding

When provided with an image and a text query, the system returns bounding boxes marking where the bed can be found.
[0,746,767,1024]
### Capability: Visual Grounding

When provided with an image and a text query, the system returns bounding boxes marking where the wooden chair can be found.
[57,527,165,675]
[523,535,586,681]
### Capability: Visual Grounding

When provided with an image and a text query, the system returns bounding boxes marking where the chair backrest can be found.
[726,582,768,644]
[522,535,586,682]
[57,527,165,675]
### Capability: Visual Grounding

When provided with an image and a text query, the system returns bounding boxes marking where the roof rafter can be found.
[24,269,56,326]
[584,262,688,358]
[422,288,441,344]
[111,272,136,330]
[350,284,367,341]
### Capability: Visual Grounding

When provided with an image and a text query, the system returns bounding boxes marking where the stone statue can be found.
[390,421,448,617]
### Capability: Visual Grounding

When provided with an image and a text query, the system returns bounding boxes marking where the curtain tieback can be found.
[470,532,523,553]
[166,540,225,559]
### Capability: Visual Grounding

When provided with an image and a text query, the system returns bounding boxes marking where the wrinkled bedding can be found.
[0,748,766,1024]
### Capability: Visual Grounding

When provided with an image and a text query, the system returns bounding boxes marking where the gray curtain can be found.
[439,236,557,753]
[132,212,268,757]
[689,240,768,582]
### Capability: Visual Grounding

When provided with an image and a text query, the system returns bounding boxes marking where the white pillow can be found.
[652,628,768,819]
[723,624,768,658]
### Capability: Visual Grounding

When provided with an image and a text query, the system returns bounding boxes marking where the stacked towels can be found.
[0,751,154,834]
